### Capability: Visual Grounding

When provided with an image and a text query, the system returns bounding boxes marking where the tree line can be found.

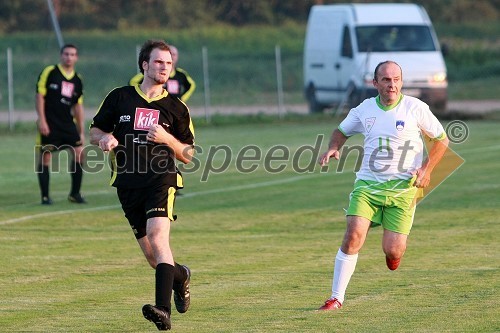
[0,0,498,33]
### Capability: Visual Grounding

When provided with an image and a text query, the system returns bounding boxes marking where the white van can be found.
[303,3,448,114]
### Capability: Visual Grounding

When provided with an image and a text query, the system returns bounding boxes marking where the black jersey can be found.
[91,85,195,189]
[36,64,83,134]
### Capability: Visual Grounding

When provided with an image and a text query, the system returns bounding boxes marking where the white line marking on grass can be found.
[8,144,496,226]
[1,189,115,209]
[458,144,500,154]
[0,205,120,226]
[181,173,327,198]
[0,173,332,226]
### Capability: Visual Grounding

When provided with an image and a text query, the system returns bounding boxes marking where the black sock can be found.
[173,262,188,291]
[173,262,187,284]
[70,162,83,195]
[37,164,50,198]
[156,263,174,314]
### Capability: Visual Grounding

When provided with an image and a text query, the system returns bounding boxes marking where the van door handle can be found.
[335,63,341,69]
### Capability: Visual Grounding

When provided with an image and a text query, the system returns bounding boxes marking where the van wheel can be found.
[346,84,362,109]
[306,85,324,113]
[431,100,447,116]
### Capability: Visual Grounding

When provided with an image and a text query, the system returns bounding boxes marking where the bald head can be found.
[169,45,178,66]
[374,61,402,82]
[372,61,403,106]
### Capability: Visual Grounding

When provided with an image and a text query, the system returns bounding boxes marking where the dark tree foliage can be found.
[0,0,497,32]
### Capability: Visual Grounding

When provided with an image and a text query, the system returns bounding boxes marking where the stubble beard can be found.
[155,71,169,85]
[145,72,167,85]
[155,77,167,85]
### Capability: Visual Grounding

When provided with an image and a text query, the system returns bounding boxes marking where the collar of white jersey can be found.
[376,94,403,111]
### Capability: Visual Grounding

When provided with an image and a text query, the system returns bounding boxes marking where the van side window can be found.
[341,26,353,58]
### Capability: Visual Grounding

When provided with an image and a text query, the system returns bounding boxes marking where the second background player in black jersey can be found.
[35,44,86,205]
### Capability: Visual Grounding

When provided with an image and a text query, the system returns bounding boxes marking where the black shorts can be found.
[117,184,178,239]
[38,126,82,152]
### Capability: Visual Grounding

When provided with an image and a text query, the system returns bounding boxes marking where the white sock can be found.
[331,248,358,304]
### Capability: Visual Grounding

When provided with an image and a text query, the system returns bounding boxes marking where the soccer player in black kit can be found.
[35,44,86,205]
[90,40,195,331]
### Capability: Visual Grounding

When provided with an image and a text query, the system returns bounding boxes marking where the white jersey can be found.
[338,95,446,183]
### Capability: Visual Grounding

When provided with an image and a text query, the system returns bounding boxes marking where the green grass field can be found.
[0,115,499,332]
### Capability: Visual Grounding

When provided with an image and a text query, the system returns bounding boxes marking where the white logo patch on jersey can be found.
[61,81,75,98]
[396,120,405,131]
[134,108,160,131]
[119,115,131,123]
[365,117,376,133]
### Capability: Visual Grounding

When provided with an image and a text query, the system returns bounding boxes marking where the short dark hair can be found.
[373,61,402,81]
[138,39,170,74]
[60,44,78,54]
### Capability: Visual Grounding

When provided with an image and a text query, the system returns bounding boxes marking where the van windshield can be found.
[355,25,436,52]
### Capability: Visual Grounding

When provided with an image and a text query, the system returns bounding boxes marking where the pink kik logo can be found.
[61,81,74,98]
[166,80,180,94]
[134,108,160,131]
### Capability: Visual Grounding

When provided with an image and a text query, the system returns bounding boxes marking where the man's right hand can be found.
[98,134,119,152]
[37,119,50,136]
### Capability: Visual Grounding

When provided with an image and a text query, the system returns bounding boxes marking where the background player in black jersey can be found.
[129,45,196,102]
[90,40,195,331]
[35,44,86,205]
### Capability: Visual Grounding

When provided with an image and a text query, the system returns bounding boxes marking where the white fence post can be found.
[275,45,285,119]
[136,45,141,73]
[47,0,64,49]
[202,46,211,123]
[7,47,14,131]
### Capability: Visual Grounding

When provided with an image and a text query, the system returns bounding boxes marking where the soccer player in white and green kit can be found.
[317,61,449,311]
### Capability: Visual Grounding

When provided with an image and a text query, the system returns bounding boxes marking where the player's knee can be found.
[383,244,406,259]
[74,149,85,163]
[341,233,365,254]
[41,153,52,164]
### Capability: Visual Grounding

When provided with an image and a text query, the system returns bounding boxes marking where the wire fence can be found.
[0,44,306,127]
[1,42,499,129]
